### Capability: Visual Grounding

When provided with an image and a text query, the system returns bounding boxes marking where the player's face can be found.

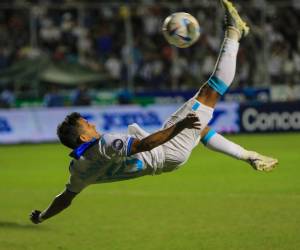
[78,118,100,143]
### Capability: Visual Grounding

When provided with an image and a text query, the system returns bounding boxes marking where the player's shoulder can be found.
[99,132,134,157]
[100,132,129,144]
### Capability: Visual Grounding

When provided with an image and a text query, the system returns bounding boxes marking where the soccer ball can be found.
[162,12,201,48]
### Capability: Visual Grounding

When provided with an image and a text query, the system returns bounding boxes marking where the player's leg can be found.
[196,0,250,108]
[164,0,249,127]
[162,0,249,169]
[186,0,250,141]
[200,127,278,172]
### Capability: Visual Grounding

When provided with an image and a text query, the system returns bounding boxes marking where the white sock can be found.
[208,38,239,95]
[201,128,248,160]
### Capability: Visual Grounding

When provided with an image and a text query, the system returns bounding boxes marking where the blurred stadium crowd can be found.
[0,0,300,107]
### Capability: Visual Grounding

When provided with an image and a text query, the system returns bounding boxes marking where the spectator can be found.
[43,85,64,107]
[0,0,299,98]
[39,18,61,53]
[71,85,91,106]
[105,54,122,80]
[0,86,15,108]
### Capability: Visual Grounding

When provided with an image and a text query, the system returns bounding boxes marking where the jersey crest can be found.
[112,139,124,151]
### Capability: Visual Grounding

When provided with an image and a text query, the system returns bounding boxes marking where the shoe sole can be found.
[221,0,250,37]
[257,158,279,172]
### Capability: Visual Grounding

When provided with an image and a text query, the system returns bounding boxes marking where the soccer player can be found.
[30,0,278,224]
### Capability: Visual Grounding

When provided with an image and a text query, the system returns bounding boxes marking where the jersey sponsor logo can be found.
[112,139,124,151]
[0,117,12,133]
[242,108,300,132]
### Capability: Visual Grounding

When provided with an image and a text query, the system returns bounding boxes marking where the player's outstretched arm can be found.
[200,127,278,172]
[30,188,77,224]
[129,113,201,155]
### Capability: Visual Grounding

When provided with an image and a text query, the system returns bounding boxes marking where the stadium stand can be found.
[0,0,299,107]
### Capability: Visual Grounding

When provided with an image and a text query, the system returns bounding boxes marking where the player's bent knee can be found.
[196,84,220,108]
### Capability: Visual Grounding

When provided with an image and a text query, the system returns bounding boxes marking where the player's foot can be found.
[220,0,250,40]
[246,151,278,172]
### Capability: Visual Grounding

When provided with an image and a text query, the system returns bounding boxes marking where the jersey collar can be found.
[69,138,99,160]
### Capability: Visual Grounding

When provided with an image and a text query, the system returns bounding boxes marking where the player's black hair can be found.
[57,112,83,149]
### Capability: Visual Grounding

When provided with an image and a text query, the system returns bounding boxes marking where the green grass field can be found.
[0,133,300,250]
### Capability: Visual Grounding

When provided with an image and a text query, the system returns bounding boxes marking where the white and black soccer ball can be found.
[162,12,201,48]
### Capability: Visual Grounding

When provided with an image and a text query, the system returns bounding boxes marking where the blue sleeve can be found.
[126,137,135,156]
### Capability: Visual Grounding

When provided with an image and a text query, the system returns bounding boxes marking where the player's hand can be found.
[30,210,43,224]
[181,113,201,129]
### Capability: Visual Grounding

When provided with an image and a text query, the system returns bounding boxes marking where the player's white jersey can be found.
[66,98,213,193]
[66,124,165,193]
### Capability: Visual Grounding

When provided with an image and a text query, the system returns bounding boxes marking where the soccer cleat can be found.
[220,0,250,39]
[246,151,278,172]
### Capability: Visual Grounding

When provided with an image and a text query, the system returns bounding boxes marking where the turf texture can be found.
[0,133,299,250]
